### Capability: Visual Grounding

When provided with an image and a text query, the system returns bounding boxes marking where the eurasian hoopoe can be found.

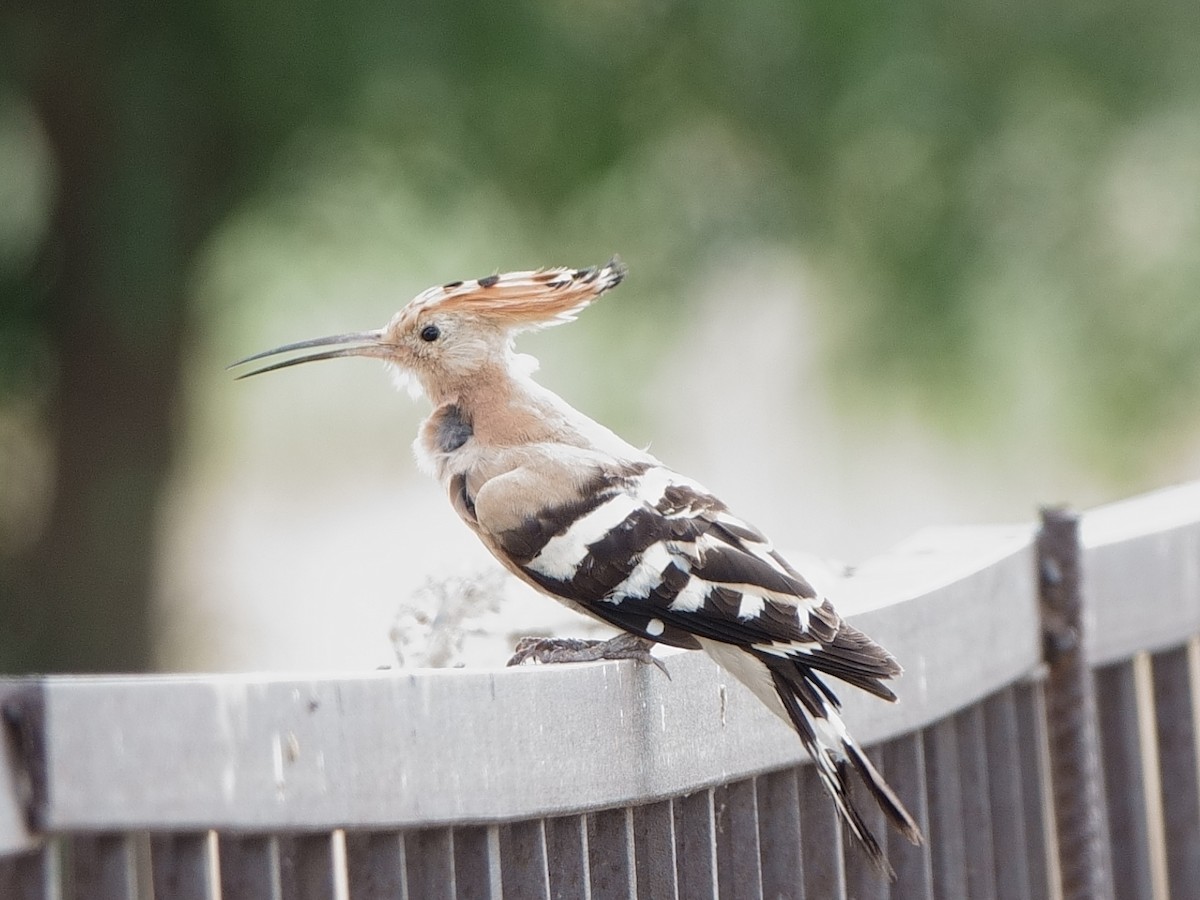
[231,258,923,876]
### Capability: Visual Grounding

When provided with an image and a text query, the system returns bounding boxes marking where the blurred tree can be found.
[0,2,250,671]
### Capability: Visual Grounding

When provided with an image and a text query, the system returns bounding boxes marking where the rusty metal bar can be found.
[1038,507,1113,900]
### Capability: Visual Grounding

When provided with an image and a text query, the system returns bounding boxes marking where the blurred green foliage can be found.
[203,0,1200,475]
[2,0,1199,670]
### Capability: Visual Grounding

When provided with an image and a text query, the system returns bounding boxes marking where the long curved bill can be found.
[228,330,386,379]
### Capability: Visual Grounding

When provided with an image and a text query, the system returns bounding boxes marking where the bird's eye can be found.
[420,324,441,342]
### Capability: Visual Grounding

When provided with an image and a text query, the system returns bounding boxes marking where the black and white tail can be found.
[765,654,923,879]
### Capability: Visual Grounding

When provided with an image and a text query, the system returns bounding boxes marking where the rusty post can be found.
[1038,507,1113,900]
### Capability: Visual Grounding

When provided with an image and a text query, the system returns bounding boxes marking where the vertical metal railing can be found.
[1038,507,1114,900]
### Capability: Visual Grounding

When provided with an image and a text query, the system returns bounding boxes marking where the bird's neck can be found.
[430,362,560,446]
[416,360,650,481]
[416,364,562,481]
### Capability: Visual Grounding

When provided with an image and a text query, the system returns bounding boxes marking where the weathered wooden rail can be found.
[1,481,1198,899]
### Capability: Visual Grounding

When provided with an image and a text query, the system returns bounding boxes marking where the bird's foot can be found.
[507,633,670,678]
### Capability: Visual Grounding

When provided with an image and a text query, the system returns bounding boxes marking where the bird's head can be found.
[230,257,626,400]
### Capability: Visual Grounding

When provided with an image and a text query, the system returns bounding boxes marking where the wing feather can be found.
[475,460,852,654]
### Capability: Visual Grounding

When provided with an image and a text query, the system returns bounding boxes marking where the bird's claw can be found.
[508,636,596,665]
[507,633,670,678]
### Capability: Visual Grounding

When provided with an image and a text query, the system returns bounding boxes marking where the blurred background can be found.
[2,0,1198,674]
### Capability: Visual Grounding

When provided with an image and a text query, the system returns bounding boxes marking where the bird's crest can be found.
[404,257,627,330]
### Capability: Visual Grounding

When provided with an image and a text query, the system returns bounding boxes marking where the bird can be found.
[230,258,923,876]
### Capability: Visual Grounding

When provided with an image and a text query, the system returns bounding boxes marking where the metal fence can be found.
[2,481,1198,899]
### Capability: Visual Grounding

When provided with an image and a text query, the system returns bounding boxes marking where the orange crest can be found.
[404,257,627,330]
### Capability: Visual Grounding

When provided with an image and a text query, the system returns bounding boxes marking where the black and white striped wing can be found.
[478,462,892,694]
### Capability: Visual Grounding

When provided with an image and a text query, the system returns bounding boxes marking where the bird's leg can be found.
[508,633,670,678]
